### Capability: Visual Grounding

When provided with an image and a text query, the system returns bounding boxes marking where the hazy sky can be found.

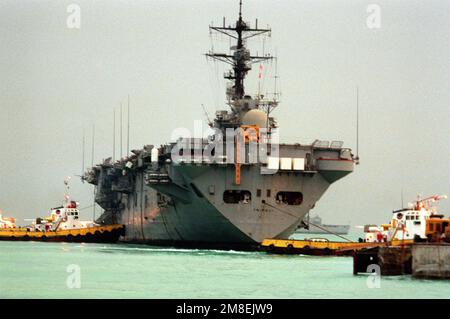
[0,0,449,227]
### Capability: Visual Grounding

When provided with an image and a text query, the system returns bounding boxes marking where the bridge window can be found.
[223,190,251,204]
[276,192,303,205]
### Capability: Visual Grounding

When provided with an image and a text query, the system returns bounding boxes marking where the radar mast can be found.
[206,0,273,101]
[206,1,278,131]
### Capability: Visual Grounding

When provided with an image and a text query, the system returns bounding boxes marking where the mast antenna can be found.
[355,86,360,164]
[91,124,96,221]
[127,94,130,155]
[113,108,116,162]
[206,0,272,100]
[401,188,404,209]
[81,129,85,183]
[273,55,279,100]
[239,0,242,19]
[120,102,123,159]
[91,124,95,167]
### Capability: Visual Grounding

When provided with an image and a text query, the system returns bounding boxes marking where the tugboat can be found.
[0,178,124,243]
[363,194,449,243]
[354,194,449,276]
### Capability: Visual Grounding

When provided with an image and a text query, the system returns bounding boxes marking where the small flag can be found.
[258,64,263,79]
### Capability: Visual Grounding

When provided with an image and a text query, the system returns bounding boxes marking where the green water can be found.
[0,238,449,299]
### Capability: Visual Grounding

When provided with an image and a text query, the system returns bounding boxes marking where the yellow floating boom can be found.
[0,224,124,243]
[261,238,414,255]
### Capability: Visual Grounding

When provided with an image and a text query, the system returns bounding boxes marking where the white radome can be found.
[241,109,268,128]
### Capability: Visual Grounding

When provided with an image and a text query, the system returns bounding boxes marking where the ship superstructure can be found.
[83,2,356,249]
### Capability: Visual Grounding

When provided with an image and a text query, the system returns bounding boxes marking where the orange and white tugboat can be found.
[354,194,449,276]
[0,178,124,243]
[363,194,449,243]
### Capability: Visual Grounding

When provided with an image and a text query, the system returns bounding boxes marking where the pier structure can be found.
[412,243,450,279]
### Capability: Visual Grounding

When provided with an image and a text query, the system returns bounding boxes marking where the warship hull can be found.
[91,145,354,249]
[122,168,328,247]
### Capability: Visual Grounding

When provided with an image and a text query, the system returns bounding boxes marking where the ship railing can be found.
[312,140,329,148]
[330,141,344,149]
[312,140,344,149]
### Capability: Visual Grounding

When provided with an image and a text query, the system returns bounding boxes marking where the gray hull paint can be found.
[121,170,254,245]
[118,161,335,247]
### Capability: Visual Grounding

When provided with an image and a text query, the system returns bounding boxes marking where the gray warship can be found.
[83,2,356,249]
[295,215,350,235]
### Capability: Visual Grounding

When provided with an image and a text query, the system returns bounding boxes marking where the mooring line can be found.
[262,201,353,242]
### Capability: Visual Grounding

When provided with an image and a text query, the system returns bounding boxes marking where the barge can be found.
[261,238,411,256]
[0,224,124,243]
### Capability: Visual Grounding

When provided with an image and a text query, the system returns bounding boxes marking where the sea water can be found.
[1,233,449,299]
